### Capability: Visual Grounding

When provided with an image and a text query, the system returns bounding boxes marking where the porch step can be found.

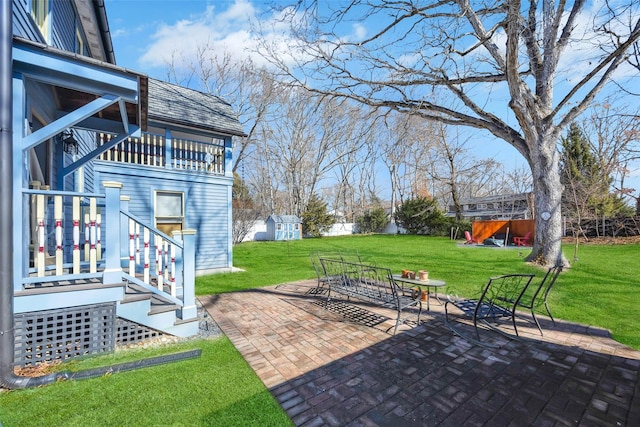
[15,280,124,296]
[123,283,180,314]
[16,277,198,337]
[119,282,199,336]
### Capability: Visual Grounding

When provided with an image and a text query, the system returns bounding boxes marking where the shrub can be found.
[355,207,388,233]
[394,197,446,235]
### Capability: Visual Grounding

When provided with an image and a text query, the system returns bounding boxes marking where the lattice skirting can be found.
[115,318,163,346]
[14,305,165,367]
[14,303,117,367]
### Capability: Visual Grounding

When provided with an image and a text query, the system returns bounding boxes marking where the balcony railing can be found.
[98,133,225,175]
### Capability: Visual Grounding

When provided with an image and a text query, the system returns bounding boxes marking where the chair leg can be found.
[544,300,555,325]
[392,310,401,335]
[530,309,543,336]
[473,317,481,340]
[511,312,520,337]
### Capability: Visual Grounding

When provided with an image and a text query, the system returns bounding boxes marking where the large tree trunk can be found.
[527,134,568,267]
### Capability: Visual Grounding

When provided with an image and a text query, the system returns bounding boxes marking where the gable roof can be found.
[267,215,301,223]
[147,79,245,137]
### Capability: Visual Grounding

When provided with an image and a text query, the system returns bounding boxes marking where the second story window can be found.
[30,0,50,42]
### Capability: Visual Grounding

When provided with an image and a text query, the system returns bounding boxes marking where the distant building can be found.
[265,215,302,240]
[448,193,533,220]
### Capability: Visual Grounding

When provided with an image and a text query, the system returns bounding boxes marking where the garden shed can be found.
[265,215,302,241]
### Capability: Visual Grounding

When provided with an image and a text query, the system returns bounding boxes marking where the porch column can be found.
[224,136,233,269]
[103,181,123,284]
[165,128,173,169]
[174,229,197,320]
[12,75,28,293]
[224,136,233,177]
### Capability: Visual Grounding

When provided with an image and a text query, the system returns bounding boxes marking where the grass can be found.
[198,234,640,349]
[0,338,293,426]
[1,234,637,426]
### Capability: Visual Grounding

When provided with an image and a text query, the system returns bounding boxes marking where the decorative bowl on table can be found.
[418,270,429,281]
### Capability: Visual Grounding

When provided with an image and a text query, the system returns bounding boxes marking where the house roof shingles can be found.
[148,79,246,137]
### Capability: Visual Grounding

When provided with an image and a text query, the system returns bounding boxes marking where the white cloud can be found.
[137,0,301,71]
[352,23,367,41]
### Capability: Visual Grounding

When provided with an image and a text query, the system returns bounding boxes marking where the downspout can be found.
[0,1,68,389]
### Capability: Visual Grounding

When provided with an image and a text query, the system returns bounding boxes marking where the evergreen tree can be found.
[394,197,445,235]
[560,123,616,218]
[301,194,334,237]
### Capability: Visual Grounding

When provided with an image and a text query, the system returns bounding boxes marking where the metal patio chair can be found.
[445,273,535,344]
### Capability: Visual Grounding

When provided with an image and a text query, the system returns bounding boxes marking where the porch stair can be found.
[119,281,199,337]
[15,278,198,338]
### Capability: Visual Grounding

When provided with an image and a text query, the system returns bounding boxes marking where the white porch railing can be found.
[21,183,197,320]
[24,184,104,282]
[98,132,225,175]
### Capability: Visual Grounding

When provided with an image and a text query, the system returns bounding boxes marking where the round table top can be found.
[391,274,446,287]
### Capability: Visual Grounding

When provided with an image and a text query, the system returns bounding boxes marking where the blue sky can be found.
[103,0,640,199]
[105,0,278,78]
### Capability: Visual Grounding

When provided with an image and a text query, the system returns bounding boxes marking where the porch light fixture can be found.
[58,129,78,155]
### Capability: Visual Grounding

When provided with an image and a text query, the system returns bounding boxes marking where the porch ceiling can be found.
[13,36,148,134]
[53,85,145,132]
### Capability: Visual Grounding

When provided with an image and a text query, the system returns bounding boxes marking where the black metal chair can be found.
[514,265,563,335]
[445,274,535,343]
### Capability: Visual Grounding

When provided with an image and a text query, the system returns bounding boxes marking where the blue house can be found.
[2,0,244,375]
[266,215,302,240]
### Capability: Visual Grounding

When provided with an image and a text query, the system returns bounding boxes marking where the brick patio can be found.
[200,280,640,426]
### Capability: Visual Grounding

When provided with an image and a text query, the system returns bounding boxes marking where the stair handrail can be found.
[120,209,183,248]
[119,209,184,303]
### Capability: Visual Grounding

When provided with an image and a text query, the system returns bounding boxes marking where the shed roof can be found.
[268,215,301,223]
[148,79,246,137]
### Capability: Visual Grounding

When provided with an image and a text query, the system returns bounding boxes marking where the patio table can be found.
[392,275,446,311]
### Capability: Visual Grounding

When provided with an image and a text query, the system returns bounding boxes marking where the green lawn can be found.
[0,338,293,427]
[1,234,637,426]
[199,234,640,349]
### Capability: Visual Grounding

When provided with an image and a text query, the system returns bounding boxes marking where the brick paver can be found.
[200,281,640,426]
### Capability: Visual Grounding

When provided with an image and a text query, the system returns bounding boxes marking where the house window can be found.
[277,224,282,231]
[155,191,184,236]
[30,0,50,42]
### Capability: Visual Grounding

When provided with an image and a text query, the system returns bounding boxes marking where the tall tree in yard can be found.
[261,0,640,266]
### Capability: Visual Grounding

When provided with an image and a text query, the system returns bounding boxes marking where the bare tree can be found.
[255,88,370,217]
[164,45,276,173]
[425,123,505,220]
[260,0,640,266]
[504,165,534,195]
[579,100,640,202]
[374,113,437,217]
[328,106,377,221]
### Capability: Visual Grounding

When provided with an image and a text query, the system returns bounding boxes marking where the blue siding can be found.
[95,162,233,271]
[12,0,78,51]
[50,0,77,51]
[12,0,44,42]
